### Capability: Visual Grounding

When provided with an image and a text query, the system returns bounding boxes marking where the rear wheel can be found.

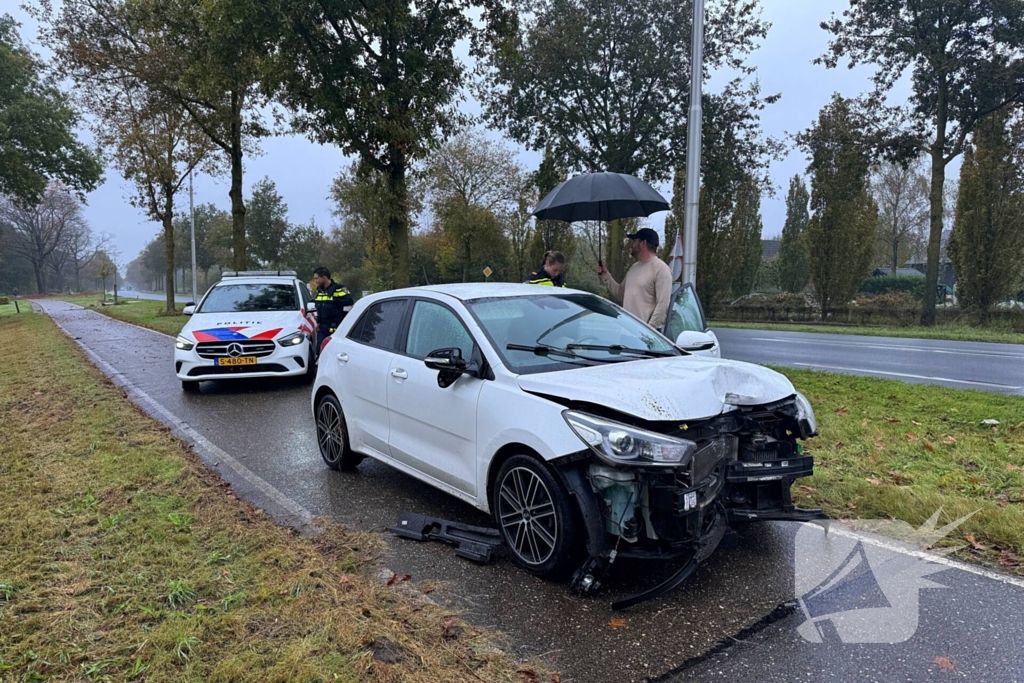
[181,380,200,393]
[315,393,364,471]
[492,455,583,579]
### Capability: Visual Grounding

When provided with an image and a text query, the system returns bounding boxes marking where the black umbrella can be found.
[531,172,670,223]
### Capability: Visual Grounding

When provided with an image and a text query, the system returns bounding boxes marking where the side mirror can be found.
[305,301,317,313]
[182,304,196,316]
[675,330,717,354]
[424,347,479,387]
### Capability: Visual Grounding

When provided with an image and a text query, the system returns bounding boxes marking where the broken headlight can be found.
[563,410,697,467]
[794,392,818,438]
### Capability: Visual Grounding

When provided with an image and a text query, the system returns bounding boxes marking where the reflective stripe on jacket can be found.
[527,265,565,287]
[314,281,354,333]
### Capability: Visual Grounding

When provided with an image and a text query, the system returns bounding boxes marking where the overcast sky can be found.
[10,0,922,265]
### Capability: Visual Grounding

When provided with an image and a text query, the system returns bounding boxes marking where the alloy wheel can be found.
[316,400,344,465]
[497,466,559,565]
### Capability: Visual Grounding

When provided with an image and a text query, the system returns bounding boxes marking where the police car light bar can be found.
[222,270,298,277]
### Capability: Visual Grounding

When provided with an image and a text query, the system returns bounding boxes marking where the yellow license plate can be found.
[215,357,257,366]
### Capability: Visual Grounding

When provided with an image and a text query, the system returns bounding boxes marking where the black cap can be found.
[626,227,660,249]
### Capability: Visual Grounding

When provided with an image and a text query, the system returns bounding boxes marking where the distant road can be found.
[714,326,1024,395]
[108,290,192,303]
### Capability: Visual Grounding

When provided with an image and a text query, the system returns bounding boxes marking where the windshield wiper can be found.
[506,343,602,364]
[566,343,677,358]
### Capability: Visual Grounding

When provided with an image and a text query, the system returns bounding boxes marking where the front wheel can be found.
[492,455,583,579]
[315,394,365,471]
[181,380,200,393]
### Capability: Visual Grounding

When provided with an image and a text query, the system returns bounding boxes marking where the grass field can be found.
[711,320,1024,345]
[0,312,533,682]
[781,367,1024,572]
[58,293,189,337]
[0,300,32,316]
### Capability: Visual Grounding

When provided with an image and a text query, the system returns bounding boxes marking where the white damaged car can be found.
[175,271,318,392]
[312,284,820,606]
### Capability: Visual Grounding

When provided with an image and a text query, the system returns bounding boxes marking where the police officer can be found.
[527,251,567,287]
[312,267,354,356]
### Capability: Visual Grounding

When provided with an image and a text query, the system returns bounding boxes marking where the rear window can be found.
[199,283,298,313]
[348,299,407,351]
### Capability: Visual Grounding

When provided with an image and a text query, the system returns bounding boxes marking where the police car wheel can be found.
[181,380,200,393]
[315,394,364,471]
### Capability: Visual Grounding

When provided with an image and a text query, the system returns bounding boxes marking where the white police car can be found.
[175,271,318,392]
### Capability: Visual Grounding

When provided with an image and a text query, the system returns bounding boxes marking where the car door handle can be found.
[336,353,349,363]
[390,369,408,380]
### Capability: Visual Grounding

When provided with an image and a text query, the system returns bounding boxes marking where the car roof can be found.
[213,276,301,285]
[402,283,583,301]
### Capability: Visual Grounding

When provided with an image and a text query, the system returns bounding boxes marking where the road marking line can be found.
[792,362,1020,390]
[750,336,1024,359]
[802,523,1024,590]
[39,300,317,534]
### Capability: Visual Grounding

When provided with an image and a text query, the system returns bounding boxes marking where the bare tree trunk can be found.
[229,93,247,271]
[163,187,176,314]
[386,149,411,289]
[463,239,472,283]
[921,77,948,327]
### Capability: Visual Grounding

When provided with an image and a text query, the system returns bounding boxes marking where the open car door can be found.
[663,283,720,357]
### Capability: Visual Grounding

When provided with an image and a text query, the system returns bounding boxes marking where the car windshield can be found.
[198,283,298,313]
[466,293,679,375]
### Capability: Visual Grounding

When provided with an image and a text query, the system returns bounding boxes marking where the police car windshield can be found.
[199,283,298,313]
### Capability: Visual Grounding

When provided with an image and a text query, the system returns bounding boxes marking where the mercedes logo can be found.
[227,343,244,357]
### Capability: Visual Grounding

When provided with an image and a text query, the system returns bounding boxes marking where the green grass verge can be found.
[779,367,1024,571]
[710,320,1024,345]
[0,300,32,316]
[58,293,189,337]
[0,313,531,682]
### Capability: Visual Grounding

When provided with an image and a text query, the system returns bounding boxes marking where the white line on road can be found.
[804,523,1024,590]
[750,336,1024,359]
[792,362,1020,390]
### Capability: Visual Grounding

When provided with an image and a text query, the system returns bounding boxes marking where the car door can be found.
[663,283,720,356]
[386,298,484,497]
[331,298,409,458]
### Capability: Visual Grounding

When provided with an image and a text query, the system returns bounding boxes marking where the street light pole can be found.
[189,169,198,304]
[681,0,704,287]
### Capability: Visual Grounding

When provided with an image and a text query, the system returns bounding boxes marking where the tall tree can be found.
[871,158,929,275]
[260,0,491,288]
[799,96,878,317]
[947,110,1024,322]
[729,175,763,298]
[820,0,1024,325]
[425,130,523,282]
[527,146,575,270]
[246,178,290,268]
[776,175,811,292]
[476,0,773,280]
[0,15,102,205]
[0,184,87,294]
[40,0,270,271]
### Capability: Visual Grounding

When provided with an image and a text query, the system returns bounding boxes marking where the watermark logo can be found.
[794,508,976,644]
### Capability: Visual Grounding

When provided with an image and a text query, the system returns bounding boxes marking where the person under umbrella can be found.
[595,227,673,329]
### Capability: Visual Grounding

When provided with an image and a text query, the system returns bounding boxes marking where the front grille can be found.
[739,438,794,463]
[187,363,288,376]
[196,339,276,359]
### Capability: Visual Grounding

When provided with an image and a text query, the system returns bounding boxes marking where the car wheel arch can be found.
[485,443,546,514]
[314,385,337,409]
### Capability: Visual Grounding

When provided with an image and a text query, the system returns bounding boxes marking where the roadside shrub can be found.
[1010,310,1024,334]
[0,297,9,305]
[853,291,917,309]
[860,275,926,300]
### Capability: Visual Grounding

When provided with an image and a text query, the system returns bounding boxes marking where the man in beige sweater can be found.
[595,228,673,329]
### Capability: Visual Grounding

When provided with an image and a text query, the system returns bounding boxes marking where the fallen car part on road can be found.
[388,511,504,563]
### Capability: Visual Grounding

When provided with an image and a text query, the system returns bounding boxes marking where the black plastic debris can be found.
[388,511,504,563]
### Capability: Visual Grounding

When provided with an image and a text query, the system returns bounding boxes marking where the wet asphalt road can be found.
[715,327,1024,395]
[36,300,1024,682]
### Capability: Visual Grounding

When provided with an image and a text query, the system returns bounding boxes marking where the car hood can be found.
[182,310,310,342]
[516,356,796,421]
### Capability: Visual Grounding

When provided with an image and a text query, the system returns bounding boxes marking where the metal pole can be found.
[681,0,704,287]
[189,170,198,303]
